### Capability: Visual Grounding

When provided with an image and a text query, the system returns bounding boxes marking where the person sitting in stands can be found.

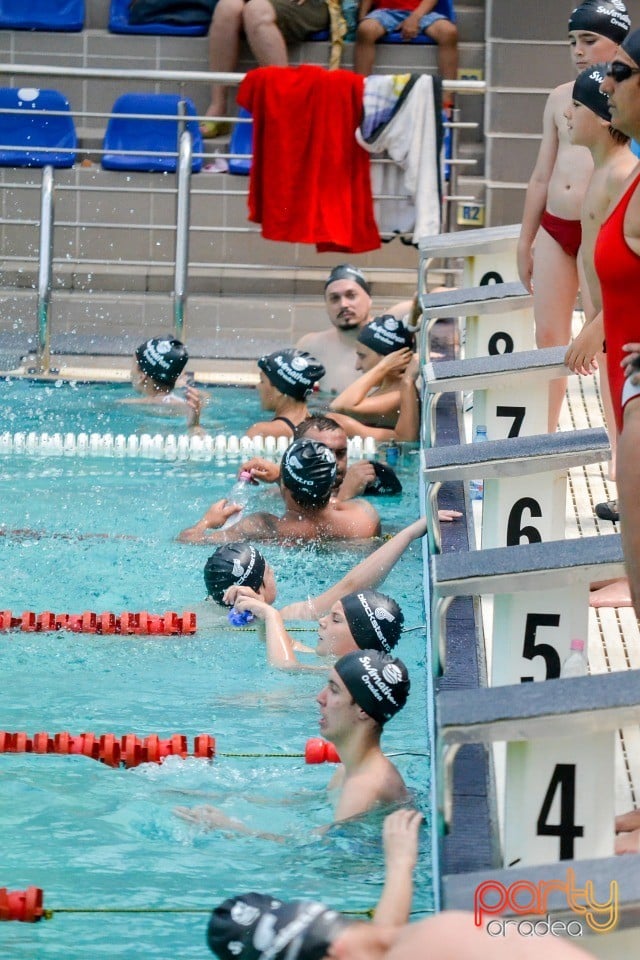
[199,0,330,138]
[177,437,381,543]
[354,0,458,110]
[174,647,411,831]
[330,315,416,427]
[297,264,415,395]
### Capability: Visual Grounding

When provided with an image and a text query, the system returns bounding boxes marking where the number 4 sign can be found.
[504,733,615,867]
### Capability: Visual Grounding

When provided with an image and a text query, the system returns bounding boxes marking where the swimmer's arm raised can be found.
[282,518,427,621]
[176,499,242,542]
[329,349,411,418]
[328,357,419,443]
[373,809,423,925]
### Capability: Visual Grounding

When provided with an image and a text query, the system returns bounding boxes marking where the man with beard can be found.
[297,265,413,395]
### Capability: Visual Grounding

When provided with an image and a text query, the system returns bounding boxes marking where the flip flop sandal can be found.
[595,499,619,522]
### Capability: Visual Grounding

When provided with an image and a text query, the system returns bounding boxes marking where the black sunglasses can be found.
[605,60,640,83]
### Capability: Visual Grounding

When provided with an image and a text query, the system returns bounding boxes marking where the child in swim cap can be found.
[245,349,326,442]
[330,315,416,428]
[124,335,208,427]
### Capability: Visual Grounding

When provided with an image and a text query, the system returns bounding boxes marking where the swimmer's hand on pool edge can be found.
[176,499,242,542]
[438,509,462,522]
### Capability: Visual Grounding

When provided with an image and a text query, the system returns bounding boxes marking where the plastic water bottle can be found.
[469,425,488,501]
[560,638,588,678]
[221,470,253,529]
[227,608,254,627]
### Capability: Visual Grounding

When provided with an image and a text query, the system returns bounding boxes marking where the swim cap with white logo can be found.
[207,893,355,960]
[568,1,630,45]
[357,315,415,356]
[135,337,188,386]
[281,439,337,506]
[573,63,612,120]
[257,350,325,401]
[340,590,404,653]
[334,649,410,724]
[204,543,267,604]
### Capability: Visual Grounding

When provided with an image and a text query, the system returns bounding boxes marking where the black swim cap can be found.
[364,461,403,497]
[324,264,371,295]
[341,590,404,653]
[207,893,355,960]
[568,1,630,45]
[204,543,266,604]
[622,27,640,67]
[573,64,612,120]
[357,315,415,356]
[257,350,325,401]
[135,337,188,386]
[281,439,337,507]
[334,649,410,725]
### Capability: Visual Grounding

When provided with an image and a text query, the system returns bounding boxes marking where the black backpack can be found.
[129,0,217,26]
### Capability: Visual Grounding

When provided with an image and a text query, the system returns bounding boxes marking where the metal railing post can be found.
[173,111,192,342]
[35,164,55,374]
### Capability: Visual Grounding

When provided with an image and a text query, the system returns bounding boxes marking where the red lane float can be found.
[304,738,340,764]
[0,610,197,635]
[0,887,44,922]
[0,731,216,768]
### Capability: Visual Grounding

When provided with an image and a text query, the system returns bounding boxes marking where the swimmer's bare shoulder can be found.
[332,498,381,537]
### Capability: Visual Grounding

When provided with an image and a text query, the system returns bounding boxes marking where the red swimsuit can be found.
[594,170,640,434]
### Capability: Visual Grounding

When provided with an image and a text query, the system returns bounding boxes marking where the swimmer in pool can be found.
[330,316,416,428]
[200,517,426,626]
[122,336,207,428]
[205,896,594,960]
[174,648,411,831]
[177,438,381,543]
[186,348,422,443]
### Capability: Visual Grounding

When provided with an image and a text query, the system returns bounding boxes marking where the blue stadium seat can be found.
[382,0,456,44]
[0,88,77,168]
[109,0,209,36]
[102,93,203,173]
[0,0,84,31]
[228,108,253,176]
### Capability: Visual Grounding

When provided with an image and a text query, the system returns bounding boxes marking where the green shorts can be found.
[268,0,329,41]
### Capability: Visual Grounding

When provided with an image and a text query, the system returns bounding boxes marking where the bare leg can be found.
[425,19,459,82]
[205,0,246,119]
[353,18,386,75]
[618,399,640,617]
[531,227,579,432]
[243,0,288,66]
[597,354,617,479]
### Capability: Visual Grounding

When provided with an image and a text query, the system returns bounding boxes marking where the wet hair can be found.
[294,415,343,439]
[608,126,631,144]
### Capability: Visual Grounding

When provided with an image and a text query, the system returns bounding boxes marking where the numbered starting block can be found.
[437,669,640,868]
[419,223,521,290]
[423,346,568,446]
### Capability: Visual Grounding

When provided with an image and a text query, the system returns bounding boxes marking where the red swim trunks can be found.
[540,210,582,258]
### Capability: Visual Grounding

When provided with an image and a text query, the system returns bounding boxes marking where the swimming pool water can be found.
[0,381,432,959]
